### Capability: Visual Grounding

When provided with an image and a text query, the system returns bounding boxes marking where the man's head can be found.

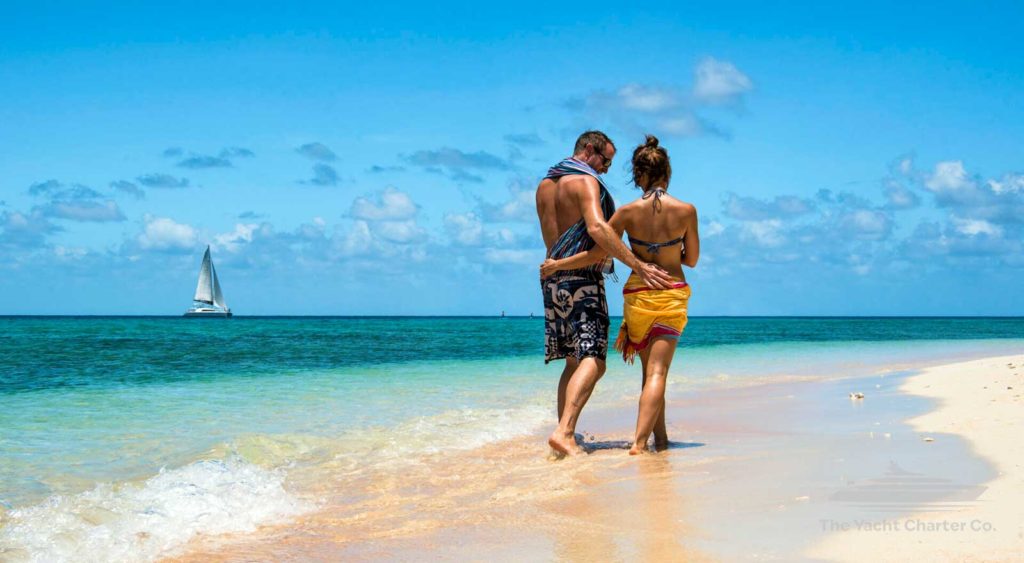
[573,130,616,174]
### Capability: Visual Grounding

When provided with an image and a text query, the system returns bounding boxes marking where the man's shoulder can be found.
[561,174,600,193]
[535,177,558,197]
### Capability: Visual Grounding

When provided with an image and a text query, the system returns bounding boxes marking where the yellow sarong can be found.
[614,273,691,363]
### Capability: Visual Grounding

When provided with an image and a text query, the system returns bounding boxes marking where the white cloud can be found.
[444,212,483,246]
[213,223,258,253]
[138,216,198,250]
[953,217,1002,237]
[565,57,752,139]
[351,187,418,221]
[740,219,784,247]
[988,173,1024,195]
[483,248,537,265]
[1,210,61,247]
[53,245,88,260]
[488,228,518,246]
[840,209,892,240]
[617,84,680,112]
[693,57,753,103]
[43,200,125,222]
[924,161,974,193]
[337,220,373,257]
[659,115,704,136]
[723,193,816,221]
[371,219,427,244]
[883,180,920,209]
[478,182,536,223]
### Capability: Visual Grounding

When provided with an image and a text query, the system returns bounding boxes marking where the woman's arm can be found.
[681,205,700,268]
[540,208,628,278]
[540,248,609,278]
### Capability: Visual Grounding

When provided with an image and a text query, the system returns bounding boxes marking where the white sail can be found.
[193,247,214,304]
[211,261,227,310]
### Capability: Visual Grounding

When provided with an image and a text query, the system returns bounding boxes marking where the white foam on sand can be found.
[0,458,310,563]
[230,402,555,475]
[0,401,554,562]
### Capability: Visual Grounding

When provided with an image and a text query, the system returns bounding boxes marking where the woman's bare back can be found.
[615,190,699,280]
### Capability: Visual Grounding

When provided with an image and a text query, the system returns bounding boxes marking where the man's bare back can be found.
[535,175,600,253]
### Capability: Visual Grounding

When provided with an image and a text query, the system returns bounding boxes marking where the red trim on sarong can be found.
[614,322,682,364]
[622,282,688,295]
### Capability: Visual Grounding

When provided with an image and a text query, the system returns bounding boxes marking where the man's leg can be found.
[549,356,606,456]
[557,356,579,422]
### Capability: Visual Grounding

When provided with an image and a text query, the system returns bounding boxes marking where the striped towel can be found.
[544,158,616,276]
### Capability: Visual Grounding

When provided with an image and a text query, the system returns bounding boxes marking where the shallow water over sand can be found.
[1,316,1021,561]
[166,368,997,561]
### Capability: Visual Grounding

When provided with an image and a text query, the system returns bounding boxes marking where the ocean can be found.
[1,316,1023,561]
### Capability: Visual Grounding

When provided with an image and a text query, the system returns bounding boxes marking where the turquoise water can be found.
[1,316,1023,561]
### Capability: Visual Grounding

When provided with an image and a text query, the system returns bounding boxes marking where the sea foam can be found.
[0,402,553,561]
[0,458,310,563]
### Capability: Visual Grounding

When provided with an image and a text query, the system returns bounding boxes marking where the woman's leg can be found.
[639,347,670,450]
[630,337,677,455]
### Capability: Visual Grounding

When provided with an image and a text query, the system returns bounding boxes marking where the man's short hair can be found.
[574,130,614,155]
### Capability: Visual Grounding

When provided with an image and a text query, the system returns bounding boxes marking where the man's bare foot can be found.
[654,439,670,452]
[548,430,583,457]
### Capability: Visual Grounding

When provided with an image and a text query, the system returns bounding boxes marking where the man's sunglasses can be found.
[590,144,612,166]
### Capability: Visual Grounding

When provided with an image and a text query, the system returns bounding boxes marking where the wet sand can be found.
[806,354,1024,561]
[167,353,1022,561]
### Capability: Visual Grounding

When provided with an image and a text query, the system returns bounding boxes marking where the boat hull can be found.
[183,311,233,318]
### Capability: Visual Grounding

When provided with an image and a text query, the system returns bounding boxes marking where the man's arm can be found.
[575,178,673,289]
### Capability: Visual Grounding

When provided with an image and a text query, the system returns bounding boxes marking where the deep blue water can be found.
[4,316,1024,393]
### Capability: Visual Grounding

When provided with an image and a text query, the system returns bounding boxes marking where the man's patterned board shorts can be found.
[541,273,609,364]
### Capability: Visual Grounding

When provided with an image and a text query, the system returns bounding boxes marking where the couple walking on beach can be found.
[537,131,700,457]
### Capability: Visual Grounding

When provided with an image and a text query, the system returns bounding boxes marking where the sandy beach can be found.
[806,354,1024,561]
[158,351,1024,561]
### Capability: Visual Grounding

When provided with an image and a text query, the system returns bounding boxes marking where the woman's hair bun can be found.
[630,134,671,190]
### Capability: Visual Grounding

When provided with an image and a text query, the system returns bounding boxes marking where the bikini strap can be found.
[628,235,685,254]
[633,188,682,253]
[641,187,667,212]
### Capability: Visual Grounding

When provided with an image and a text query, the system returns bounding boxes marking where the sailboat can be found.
[184,245,232,317]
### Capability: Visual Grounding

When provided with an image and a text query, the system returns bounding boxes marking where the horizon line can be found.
[2,314,1023,319]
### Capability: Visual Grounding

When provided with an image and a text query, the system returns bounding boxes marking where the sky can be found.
[1,1,1022,315]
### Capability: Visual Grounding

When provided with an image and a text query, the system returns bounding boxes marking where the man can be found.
[537,130,672,457]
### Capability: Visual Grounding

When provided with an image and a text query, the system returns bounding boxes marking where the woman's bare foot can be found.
[628,441,651,455]
[548,430,583,457]
[654,439,670,452]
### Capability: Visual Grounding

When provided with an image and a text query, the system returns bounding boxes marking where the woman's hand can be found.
[540,258,560,279]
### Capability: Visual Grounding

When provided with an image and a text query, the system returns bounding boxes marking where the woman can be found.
[540,135,700,454]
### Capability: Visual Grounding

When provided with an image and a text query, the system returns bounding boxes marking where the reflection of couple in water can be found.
[537,130,700,457]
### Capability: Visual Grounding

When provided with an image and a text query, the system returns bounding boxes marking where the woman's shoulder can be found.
[666,195,697,214]
[618,197,646,212]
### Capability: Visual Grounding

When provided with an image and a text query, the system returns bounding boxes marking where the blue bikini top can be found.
[629,187,684,254]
